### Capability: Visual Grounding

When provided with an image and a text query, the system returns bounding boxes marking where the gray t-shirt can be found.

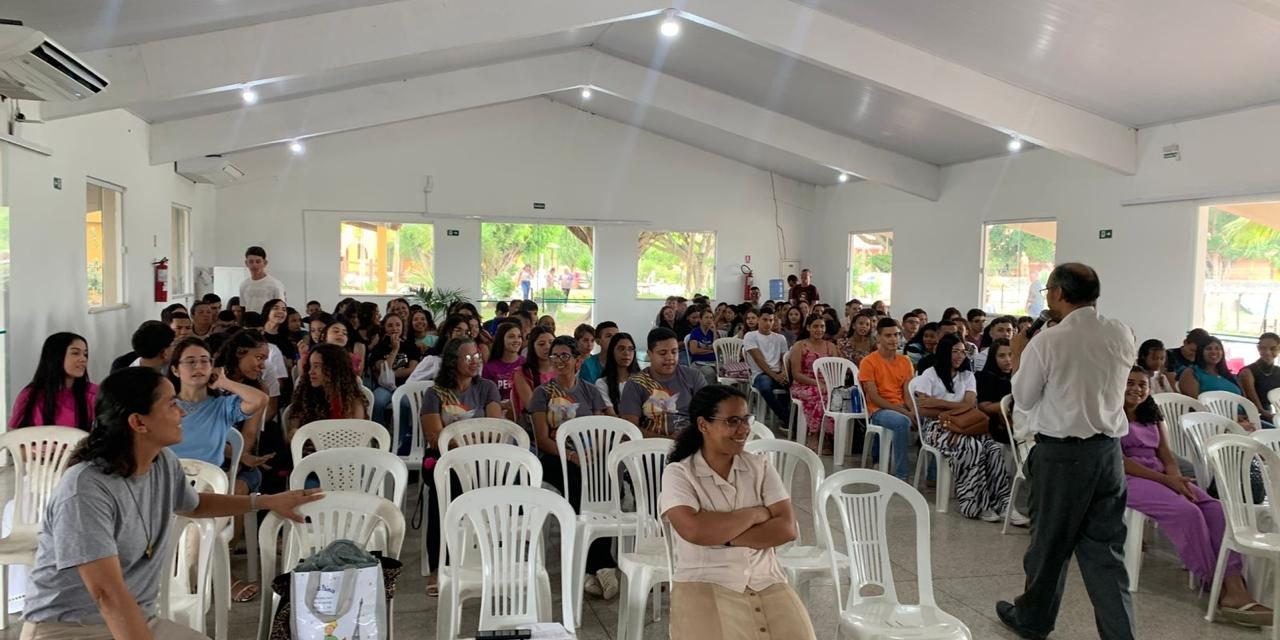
[618,366,707,435]
[420,378,501,428]
[24,448,200,623]
[528,379,609,437]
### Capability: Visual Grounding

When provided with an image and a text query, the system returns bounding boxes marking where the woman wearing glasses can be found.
[419,336,503,597]
[165,337,271,602]
[660,385,815,640]
[530,337,619,600]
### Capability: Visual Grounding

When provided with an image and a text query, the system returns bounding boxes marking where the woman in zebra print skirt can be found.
[915,333,1012,521]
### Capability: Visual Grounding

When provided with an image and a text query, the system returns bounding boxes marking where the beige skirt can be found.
[671,581,816,640]
[21,618,206,640]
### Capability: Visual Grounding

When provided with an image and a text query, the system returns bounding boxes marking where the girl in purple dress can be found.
[1121,367,1270,627]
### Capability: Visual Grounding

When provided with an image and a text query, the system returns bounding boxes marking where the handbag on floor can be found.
[289,541,388,640]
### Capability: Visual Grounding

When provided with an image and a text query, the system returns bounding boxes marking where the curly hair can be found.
[290,343,366,425]
[69,367,166,477]
[215,329,268,391]
[436,337,479,390]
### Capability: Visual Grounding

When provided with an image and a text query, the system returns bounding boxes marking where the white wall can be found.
[213,97,814,336]
[3,108,216,398]
[808,101,1280,346]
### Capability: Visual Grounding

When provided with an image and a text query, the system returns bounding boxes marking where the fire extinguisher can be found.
[741,264,754,301]
[153,258,169,303]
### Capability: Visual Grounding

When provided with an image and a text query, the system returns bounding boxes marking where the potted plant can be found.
[409,286,471,318]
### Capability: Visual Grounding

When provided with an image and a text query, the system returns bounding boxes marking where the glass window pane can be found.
[86,182,123,307]
[1202,204,1280,337]
[848,231,893,305]
[480,223,595,328]
[339,221,434,294]
[171,205,190,295]
[981,221,1057,316]
[636,231,716,299]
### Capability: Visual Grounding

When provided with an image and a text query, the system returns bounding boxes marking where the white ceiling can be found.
[796,0,1280,126]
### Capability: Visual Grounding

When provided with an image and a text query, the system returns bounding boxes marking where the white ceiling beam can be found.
[682,0,1138,175]
[587,53,940,200]
[150,51,591,164]
[44,0,663,119]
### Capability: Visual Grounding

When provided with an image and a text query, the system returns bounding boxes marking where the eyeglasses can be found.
[708,415,753,429]
[615,346,636,353]
[179,357,213,367]
[548,353,575,361]
[460,353,484,362]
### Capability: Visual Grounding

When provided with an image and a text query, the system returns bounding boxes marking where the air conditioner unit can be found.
[176,157,246,186]
[0,21,108,101]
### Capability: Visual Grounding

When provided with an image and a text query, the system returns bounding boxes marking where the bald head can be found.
[1047,262,1100,305]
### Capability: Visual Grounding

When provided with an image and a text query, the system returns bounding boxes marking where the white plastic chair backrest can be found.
[607,439,673,553]
[438,417,530,451]
[443,486,577,631]
[159,514,217,622]
[225,427,244,490]
[289,418,391,462]
[1153,393,1208,460]
[180,458,229,495]
[258,491,405,578]
[999,394,1028,471]
[1270,388,1280,418]
[1200,390,1262,427]
[0,426,87,531]
[1179,412,1248,487]
[813,357,862,417]
[744,439,824,548]
[280,406,292,433]
[817,469,937,613]
[555,416,643,514]
[1252,429,1280,457]
[906,376,925,430]
[391,380,434,458]
[289,448,409,506]
[713,337,745,373]
[359,385,375,419]
[748,420,776,441]
[434,444,542,569]
[1206,434,1276,552]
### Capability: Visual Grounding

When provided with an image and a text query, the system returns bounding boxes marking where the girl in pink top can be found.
[9,332,98,430]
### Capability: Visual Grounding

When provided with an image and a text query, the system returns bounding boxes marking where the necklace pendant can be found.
[145,545,153,559]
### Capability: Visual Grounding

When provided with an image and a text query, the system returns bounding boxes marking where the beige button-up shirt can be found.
[659,451,790,592]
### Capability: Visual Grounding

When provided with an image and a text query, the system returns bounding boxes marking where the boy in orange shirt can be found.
[858,318,915,479]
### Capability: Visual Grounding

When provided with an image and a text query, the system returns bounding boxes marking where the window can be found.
[480,223,595,328]
[339,221,434,294]
[848,231,893,304]
[981,220,1057,316]
[170,205,192,296]
[636,231,716,299]
[85,181,124,308]
[1201,203,1280,337]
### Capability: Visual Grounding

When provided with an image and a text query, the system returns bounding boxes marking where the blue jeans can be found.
[752,373,791,423]
[870,409,911,479]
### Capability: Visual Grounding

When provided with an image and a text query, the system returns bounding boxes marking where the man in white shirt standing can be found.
[743,309,790,424]
[239,246,287,316]
[997,263,1137,640]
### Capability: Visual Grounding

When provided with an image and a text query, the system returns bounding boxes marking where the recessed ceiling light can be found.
[289,140,305,155]
[241,87,258,105]
[837,172,849,183]
[1007,136,1023,152]
[660,10,681,38]
[581,87,593,100]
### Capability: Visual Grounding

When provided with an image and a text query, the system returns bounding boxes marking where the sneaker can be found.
[979,509,1002,522]
[596,568,620,600]
[583,574,602,597]
[1007,508,1030,527]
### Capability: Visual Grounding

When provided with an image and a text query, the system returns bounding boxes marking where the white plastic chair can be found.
[224,427,260,584]
[999,395,1028,535]
[1205,434,1280,634]
[360,385,375,419]
[712,337,747,387]
[1179,411,1247,489]
[289,448,409,507]
[555,416,643,627]
[1253,428,1280,456]
[907,377,956,514]
[749,420,777,440]
[289,418,392,462]
[178,459,231,640]
[744,439,847,600]
[391,380,434,495]
[817,469,972,640]
[434,444,545,639]
[158,515,218,636]
[1200,390,1262,428]
[443,487,578,635]
[609,439,674,640]
[813,357,871,468]
[256,492,405,640]
[438,417,531,451]
[788,397,807,443]
[1152,393,1208,463]
[0,427,87,630]
[1269,388,1280,423]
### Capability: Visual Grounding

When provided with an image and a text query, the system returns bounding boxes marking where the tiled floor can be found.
[1,445,1269,639]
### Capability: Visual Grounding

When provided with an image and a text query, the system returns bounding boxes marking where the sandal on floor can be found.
[1219,602,1272,628]
[426,577,440,598]
[231,579,260,603]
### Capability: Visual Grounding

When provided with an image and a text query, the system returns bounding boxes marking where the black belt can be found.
[1034,432,1112,444]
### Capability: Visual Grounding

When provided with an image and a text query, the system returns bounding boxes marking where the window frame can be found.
[170,203,193,297]
[979,218,1058,316]
[338,219,435,296]
[635,229,718,300]
[85,178,126,311]
[846,229,894,304]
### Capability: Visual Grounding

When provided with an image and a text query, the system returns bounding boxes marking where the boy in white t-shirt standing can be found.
[239,246,287,316]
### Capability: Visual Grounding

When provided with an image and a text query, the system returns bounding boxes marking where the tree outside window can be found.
[480,223,595,327]
[981,221,1057,316]
[339,221,434,294]
[1202,204,1280,337]
[848,231,892,304]
[636,231,716,299]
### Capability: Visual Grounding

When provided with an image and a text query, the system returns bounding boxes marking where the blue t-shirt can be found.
[578,355,606,384]
[170,394,251,465]
[687,327,717,363]
[1190,366,1242,395]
